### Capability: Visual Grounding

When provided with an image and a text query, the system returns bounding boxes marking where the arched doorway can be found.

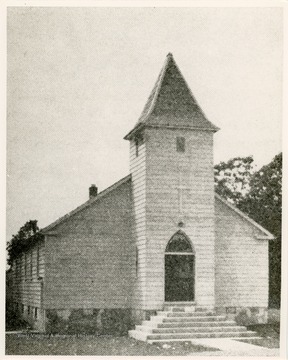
[165,231,195,302]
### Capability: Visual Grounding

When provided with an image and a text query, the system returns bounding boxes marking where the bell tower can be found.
[124,54,219,313]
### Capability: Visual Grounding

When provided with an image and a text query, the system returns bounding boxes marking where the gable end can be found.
[215,193,274,240]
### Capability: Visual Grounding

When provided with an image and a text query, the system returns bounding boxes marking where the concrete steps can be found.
[146,336,262,345]
[166,311,216,317]
[163,315,227,322]
[139,326,247,334]
[128,305,259,344]
[158,321,236,328]
[146,331,258,341]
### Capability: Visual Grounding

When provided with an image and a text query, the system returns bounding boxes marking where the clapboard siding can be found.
[215,197,269,307]
[10,240,45,308]
[138,127,215,309]
[130,138,147,309]
[43,178,135,309]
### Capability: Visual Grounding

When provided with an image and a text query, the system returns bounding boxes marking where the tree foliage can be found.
[214,153,282,308]
[214,156,255,205]
[6,220,44,266]
[239,153,282,238]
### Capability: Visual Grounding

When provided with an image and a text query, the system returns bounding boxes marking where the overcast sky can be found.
[6,6,283,242]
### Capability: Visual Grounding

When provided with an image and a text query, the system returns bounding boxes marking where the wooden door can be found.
[165,254,195,302]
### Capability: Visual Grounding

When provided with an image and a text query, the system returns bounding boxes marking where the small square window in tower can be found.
[135,134,144,157]
[176,137,185,153]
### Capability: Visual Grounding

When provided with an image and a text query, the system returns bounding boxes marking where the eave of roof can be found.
[124,123,218,141]
[215,193,275,240]
[42,174,132,234]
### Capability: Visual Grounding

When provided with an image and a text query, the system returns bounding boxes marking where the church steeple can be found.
[124,53,219,140]
[127,53,217,309]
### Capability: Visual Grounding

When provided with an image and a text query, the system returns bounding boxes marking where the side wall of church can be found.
[43,180,135,311]
[214,197,269,324]
[9,240,45,331]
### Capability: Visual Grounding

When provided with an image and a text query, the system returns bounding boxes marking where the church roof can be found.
[124,53,219,140]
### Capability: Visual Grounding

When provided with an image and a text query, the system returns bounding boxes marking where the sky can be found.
[6,6,283,243]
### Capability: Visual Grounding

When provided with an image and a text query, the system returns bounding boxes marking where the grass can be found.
[5,334,218,356]
[236,323,280,349]
[236,338,279,349]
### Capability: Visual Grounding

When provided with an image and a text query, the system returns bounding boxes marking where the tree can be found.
[214,156,255,205]
[6,220,44,267]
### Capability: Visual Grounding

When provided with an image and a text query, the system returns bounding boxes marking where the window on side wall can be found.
[30,251,33,280]
[135,139,139,157]
[36,245,40,278]
[136,247,138,277]
[24,253,27,280]
[176,137,185,153]
[15,258,19,280]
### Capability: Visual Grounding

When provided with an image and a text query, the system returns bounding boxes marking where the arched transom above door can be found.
[165,231,194,253]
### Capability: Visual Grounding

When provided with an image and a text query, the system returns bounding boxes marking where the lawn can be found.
[237,337,279,349]
[237,323,280,349]
[6,322,280,355]
[5,333,218,356]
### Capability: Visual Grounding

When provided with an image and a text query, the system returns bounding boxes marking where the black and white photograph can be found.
[4,2,285,357]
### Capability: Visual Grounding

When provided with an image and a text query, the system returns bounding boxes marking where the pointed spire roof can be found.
[124,53,219,140]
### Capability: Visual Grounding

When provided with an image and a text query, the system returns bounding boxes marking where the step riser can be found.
[136,325,246,334]
[158,321,236,328]
[164,302,196,306]
[147,332,257,340]
[151,326,247,334]
[141,321,236,328]
[147,336,262,345]
[168,308,212,312]
[163,316,226,322]
[166,312,215,317]
[164,307,196,312]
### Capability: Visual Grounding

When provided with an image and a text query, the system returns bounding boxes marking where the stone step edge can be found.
[166,313,217,317]
[157,311,216,316]
[159,321,237,327]
[164,302,196,305]
[129,330,258,342]
[162,316,227,322]
[146,331,258,340]
[135,325,247,333]
[167,308,213,313]
[147,336,263,345]
[142,320,236,327]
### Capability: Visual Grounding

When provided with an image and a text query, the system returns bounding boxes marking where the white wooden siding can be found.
[215,197,269,307]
